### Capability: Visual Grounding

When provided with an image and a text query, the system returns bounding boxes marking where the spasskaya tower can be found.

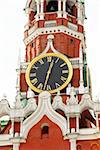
[1,1,100,150]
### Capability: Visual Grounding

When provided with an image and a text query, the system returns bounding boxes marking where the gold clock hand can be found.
[44,60,54,90]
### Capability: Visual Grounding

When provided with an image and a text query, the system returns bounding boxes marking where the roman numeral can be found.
[39,59,44,65]
[62,70,68,74]
[47,56,52,62]
[33,65,38,70]
[55,58,59,63]
[31,78,38,85]
[60,76,67,82]
[37,83,43,90]
[46,85,51,91]
[30,73,36,77]
[55,83,60,88]
[60,63,66,68]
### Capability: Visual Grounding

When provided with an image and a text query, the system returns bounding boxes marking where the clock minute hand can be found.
[43,60,54,90]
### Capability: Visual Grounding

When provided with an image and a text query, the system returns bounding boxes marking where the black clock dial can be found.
[26,53,73,93]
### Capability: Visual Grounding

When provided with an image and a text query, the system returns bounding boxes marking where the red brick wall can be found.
[20,116,70,150]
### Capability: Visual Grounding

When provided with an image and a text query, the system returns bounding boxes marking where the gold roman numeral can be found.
[55,58,59,63]
[39,59,44,65]
[60,63,66,68]
[30,73,36,77]
[55,83,60,88]
[33,65,38,70]
[62,70,68,74]
[46,85,51,91]
[31,78,38,85]
[60,76,67,82]
[37,83,43,90]
[47,56,52,62]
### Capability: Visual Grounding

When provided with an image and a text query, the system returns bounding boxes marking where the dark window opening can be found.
[46,0,58,12]
[66,3,77,17]
[41,125,49,138]
[70,39,74,44]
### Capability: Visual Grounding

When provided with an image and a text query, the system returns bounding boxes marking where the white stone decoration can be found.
[1,90,100,148]
[22,91,67,138]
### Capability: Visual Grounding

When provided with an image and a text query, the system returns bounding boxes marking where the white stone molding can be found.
[15,92,23,109]
[79,93,94,113]
[0,96,10,117]
[76,1,85,25]
[24,25,83,45]
[13,143,20,150]
[41,34,60,54]
[67,87,78,105]
[79,42,85,94]
[23,96,37,117]
[69,138,77,150]
[22,91,67,138]
[52,95,66,111]
[25,0,32,14]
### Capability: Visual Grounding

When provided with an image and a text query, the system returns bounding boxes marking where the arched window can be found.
[41,123,49,138]
[77,145,81,150]
[91,144,99,150]
[46,0,58,12]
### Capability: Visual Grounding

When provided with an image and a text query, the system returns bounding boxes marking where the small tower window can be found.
[46,0,58,12]
[41,123,49,138]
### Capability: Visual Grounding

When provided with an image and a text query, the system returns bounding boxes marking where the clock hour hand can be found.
[44,59,54,90]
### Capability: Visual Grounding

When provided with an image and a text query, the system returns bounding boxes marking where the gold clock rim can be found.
[26,53,73,94]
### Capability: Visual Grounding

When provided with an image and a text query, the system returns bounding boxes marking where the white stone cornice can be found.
[22,91,67,138]
[52,95,66,111]
[79,93,94,112]
[24,25,83,45]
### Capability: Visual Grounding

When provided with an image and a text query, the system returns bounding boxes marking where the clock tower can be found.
[20,0,90,96]
[1,0,100,150]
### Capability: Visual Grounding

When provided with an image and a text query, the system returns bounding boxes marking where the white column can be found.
[63,0,67,18]
[77,1,83,25]
[20,118,23,137]
[76,116,79,133]
[37,2,40,14]
[40,1,44,20]
[79,44,84,94]
[11,119,14,137]
[41,1,44,13]
[13,143,20,150]
[58,0,61,11]
[63,0,66,12]
[57,0,62,18]
[70,139,77,150]
[67,116,70,133]
[96,113,99,131]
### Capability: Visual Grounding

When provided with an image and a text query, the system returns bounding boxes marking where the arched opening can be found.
[41,123,49,138]
[46,0,58,12]
[66,2,77,17]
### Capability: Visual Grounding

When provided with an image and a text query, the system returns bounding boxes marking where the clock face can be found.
[26,53,73,93]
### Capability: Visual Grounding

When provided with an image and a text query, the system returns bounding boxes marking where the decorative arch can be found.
[41,123,49,138]
[22,91,67,139]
